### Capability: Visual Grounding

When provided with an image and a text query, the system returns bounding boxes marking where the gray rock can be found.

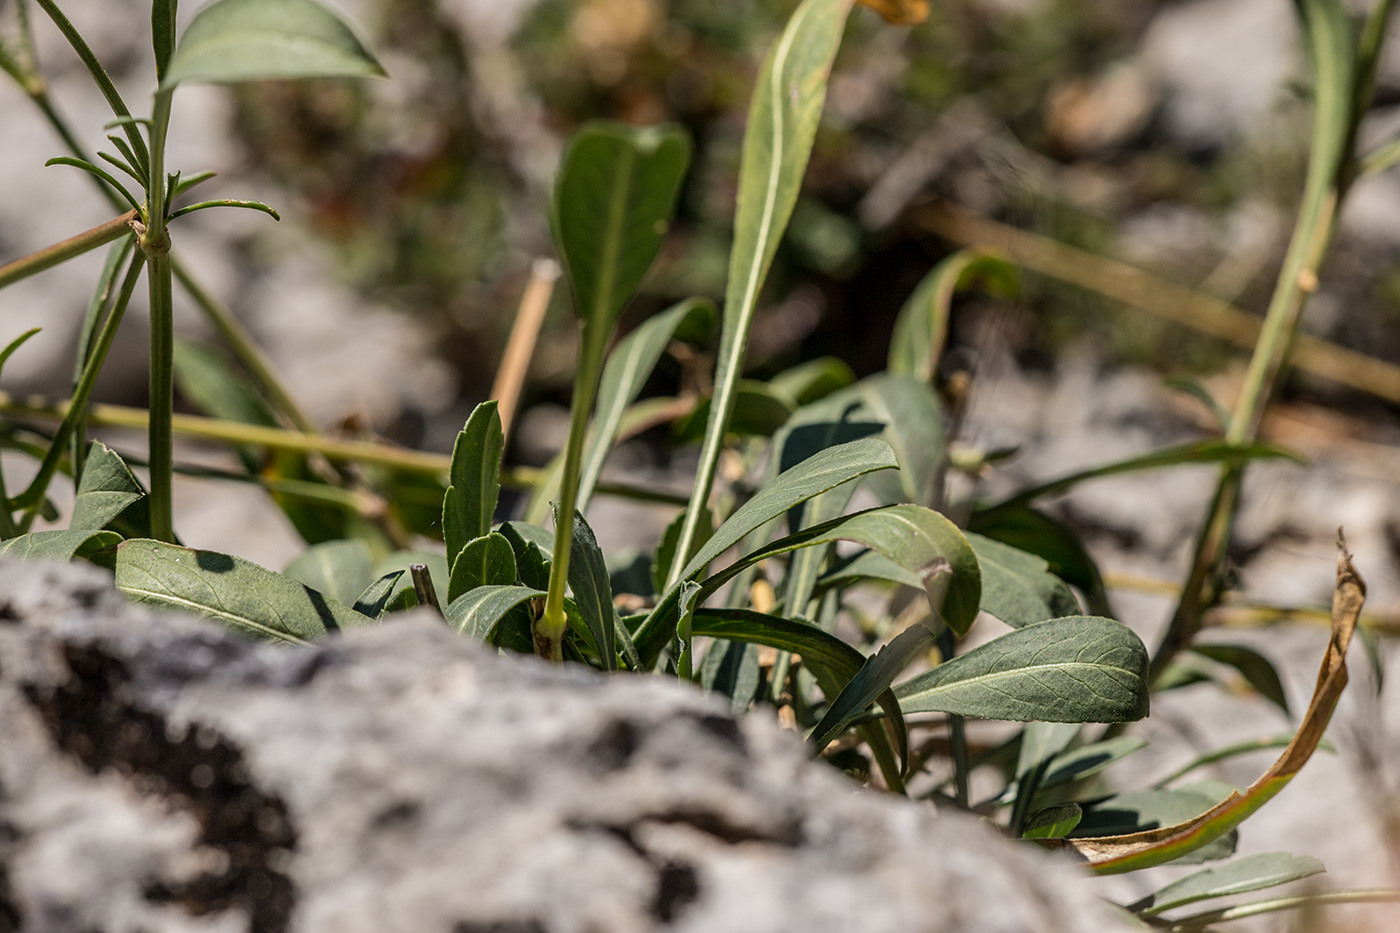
[0,560,1128,933]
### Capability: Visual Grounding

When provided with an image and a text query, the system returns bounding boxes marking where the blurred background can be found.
[6,0,1400,925]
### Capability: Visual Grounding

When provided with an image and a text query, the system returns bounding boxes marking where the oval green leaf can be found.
[162,0,385,89]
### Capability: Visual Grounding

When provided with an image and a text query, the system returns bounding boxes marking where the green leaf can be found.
[352,570,405,619]
[173,337,279,469]
[114,539,368,643]
[1023,804,1082,840]
[0,328,40,377]
[1192,643,1291,716]
[444,401,504,568]
[554,122,691,334]
[854,375,947,509]
[445,584,545,641]
[986,440,1303,513]
[895,617,1149,722]
[562,510,617,670]
[1134,852,1325,917]
[0,529,122,562]
[1071,784,1240,865]
[967,532,1080,628]
[152,0,177,80]
[679,437,898,582]
[673,381,796,443]
[578,298,714,508]
[808,621,935,753]
[70,442,145,532]
[666,0,855,595]
[700,639,761,714]
[161,0,385,89]
[967,505,1111,617]
[283,539,375,606]
[690,607,908,784]
[1016,722,1082,780]
[889,250,1016,382]
[769,357,856,407]
[1153,734,1329,789]
[1042,736,1148,789]
[499,522,551,591]
[447,532,518,603]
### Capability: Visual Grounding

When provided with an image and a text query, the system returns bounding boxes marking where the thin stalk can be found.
[490,258,559,441]
[142,88,176,542]
[937,627,971,808]
[17,250,146,529]
[1149,0,1354,683]
[537,317,609,660]
[0,211,137,290]
[33,0,150,169]
[1165,889,1400,931]
[71,235,137,478]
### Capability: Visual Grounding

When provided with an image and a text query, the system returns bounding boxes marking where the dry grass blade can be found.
[919,202,1400,406]
[491,258,560,440]
[857,0,929,25]
[1053,531,1365,874]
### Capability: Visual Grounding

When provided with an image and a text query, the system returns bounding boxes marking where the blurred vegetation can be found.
[224,0,1398,424]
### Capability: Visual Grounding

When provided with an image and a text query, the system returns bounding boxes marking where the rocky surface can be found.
[0,560,1129,933]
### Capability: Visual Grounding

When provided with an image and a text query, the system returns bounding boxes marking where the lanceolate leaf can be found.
[895,616,1149,723]
[353,570,406,619]
[808,620,935,753]
[0,529,122,562]
[447,532,518,603]
[888,250,1015,382]
[1134,852,1325,917]
[667,0,855,589]
[1055,538,1364,874]
[445,584,545,641]
[856,375,946,509]
[1041,736,1148,789]
[115,539,368,643]
[161,0,385,89]
[967,532,1080,628]
[1023,804,1082,840]
[967,505,1111,617]
[554,123,691,334]
[562,510,617,670]
[1071,785,1240,866]
[678,436,898,581]
[578,298,714,510]
[70,442,145,532]
[444,401,504,567]
[1192,643,1291,716]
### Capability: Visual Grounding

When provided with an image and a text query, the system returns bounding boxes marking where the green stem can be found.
[142,89,176,542]
[537,317,609,660]
[17,250,146,529]
[0,211,137,290]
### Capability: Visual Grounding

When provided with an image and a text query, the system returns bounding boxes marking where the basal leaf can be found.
[0,529,122,562]
[967,531,1080,628]
[70,442,145,532]
[673,381,796,443]
[1041,736,1148,790]
[562,510,617,670]
[447,532,518,603]
[888,250,1015,382]
[768,356,855,407]
[445,584,545,642]
[808,621,935,753]
[353,569,406,619]
[115,539,368,643]
[1071,785,1240,866]
[895,616,1149,723]
[652,506,714,598]
[967,505,1111,617]
[1193,643,1291,716]
[678,436,898,581]
[283,539,375,606]
[500,522,552,591]
[1056,539,1364,874]
[1133,852,1325,917]
[161,0,385,89]
[554,122,691,334]
[444,401,504,567]
[1023,804,1082,840]
[373,550,450,612]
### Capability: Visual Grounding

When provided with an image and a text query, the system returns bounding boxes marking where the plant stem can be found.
[537,317,608,660]
[16,250,146,529]
[490,258,559,442]
[142,88,176,542]
[0,211,138,290]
